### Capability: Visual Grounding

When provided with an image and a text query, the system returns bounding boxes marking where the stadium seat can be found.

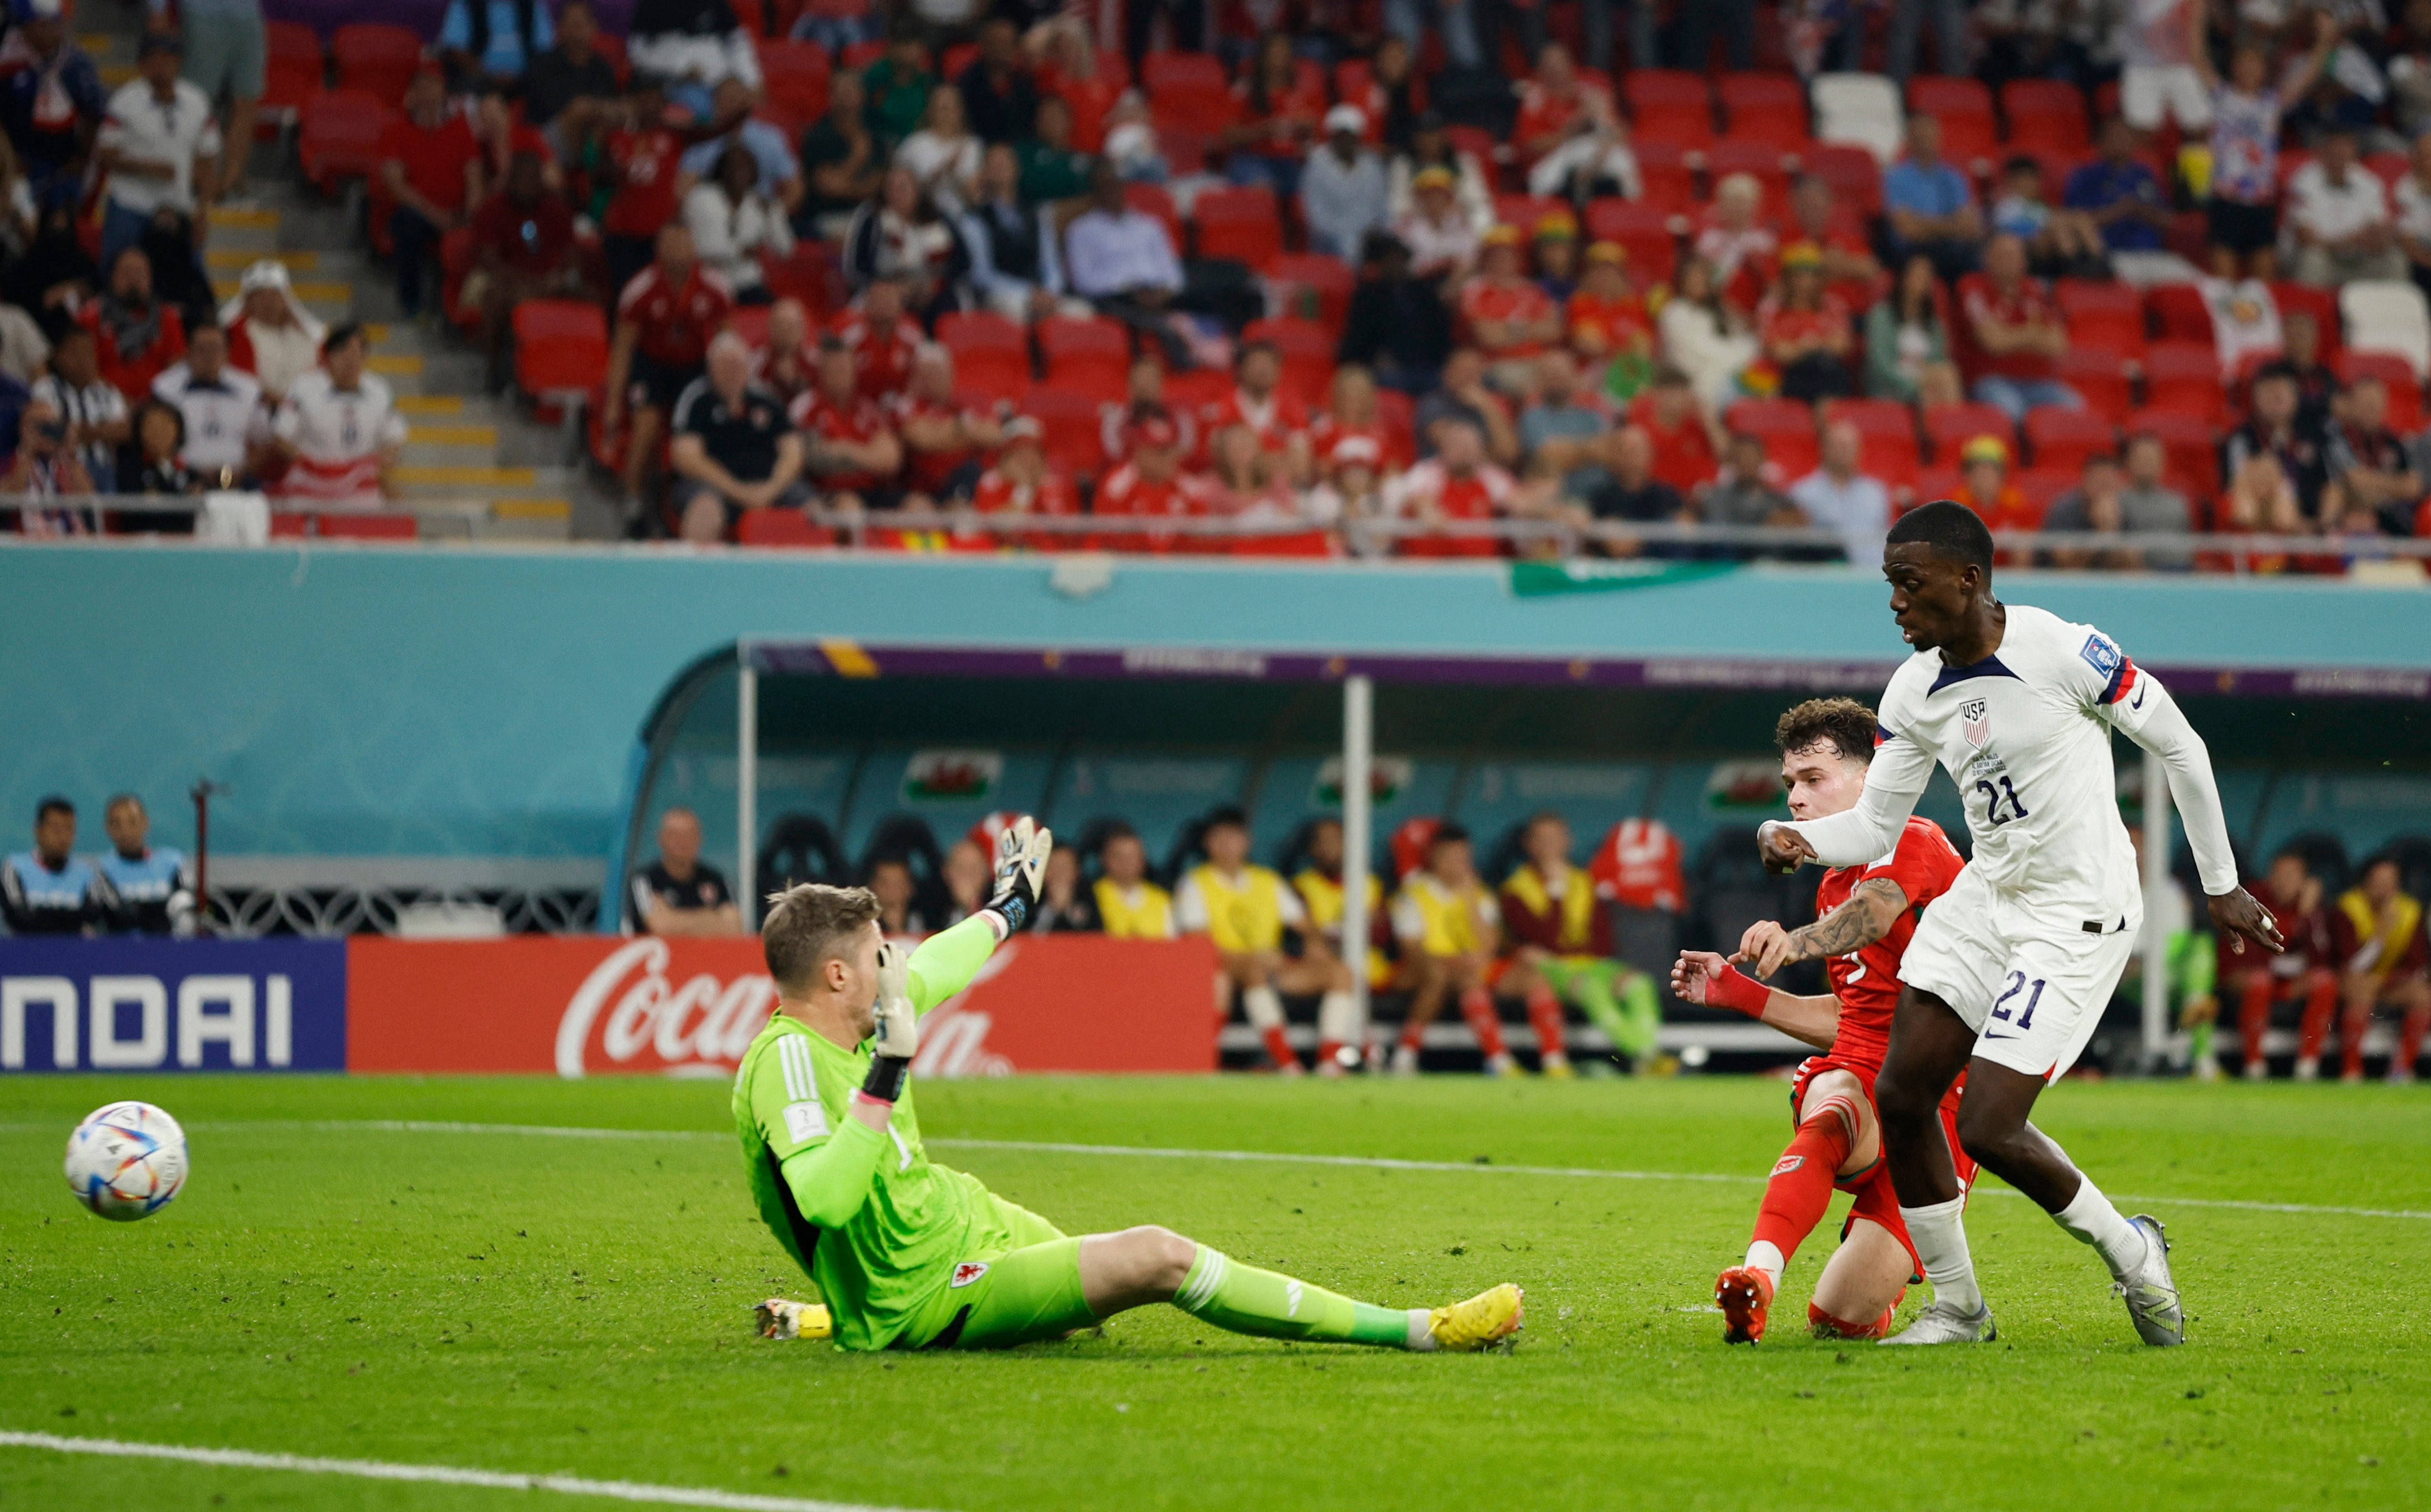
[1443,123,1501,177]
[1624,69,1714,149]
[736,509,837,547]
[2367,149,2410,193]
[1704,141,1792,209]
[1630,139,1695,215]
[1822,397,1922,481]
[331,23,421,103]
[2337,349,2426,430]
[296,89,394,193]
[2338,280,2431,379]
[1242,316,1335,399]
[1724,397,1819,475]
[2000,79,2090,154]
[1923,401,2017,461]
[1718,72,1809,149]
[1123,182,1182,250]
[269,510,312,537]
[2141,341,2224,419]
[261,21,325,124]
[727,304,771,348]
[2024,407,2118,473]
[1810,73,1903,164]
[1020,386,1109,478]
[2013,467,2073,527]
[1036,316,1130,400]
[317,512,420,540]
[1494,194,1566,233]
[1192,184,1284,271]
[2269,280,2343,358]
[2127,408,2220,495]
[1585,199,1678,280]
[756,40,831,123]
[937,309,1031,395]
[1906,77,1996,171]
[2145,282,2212,344]
[1142,51,1234,135]
[2055,348,2131,416]
[1269,252,1354,334]
[1802,143,1883,215]
[512,300,607,400]
[2057,279,2146,360]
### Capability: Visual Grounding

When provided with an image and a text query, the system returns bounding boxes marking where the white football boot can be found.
[2115,1214,2185,1346]
[1879,1297,1998,1345]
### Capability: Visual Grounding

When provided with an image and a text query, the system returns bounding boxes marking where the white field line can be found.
[5,1118,2426,1222]
[0,1430,923,1512]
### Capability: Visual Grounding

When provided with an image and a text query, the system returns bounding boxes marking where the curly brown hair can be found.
[1773,697,1879,765]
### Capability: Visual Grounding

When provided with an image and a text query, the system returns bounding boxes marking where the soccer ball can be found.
[64,1102,189,1221]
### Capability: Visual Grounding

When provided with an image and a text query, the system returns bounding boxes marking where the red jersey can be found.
[1514,80,1589,160]
[834,311,922,400]
[2219,878,2332,979]
[1959,275,2061,381]
[1388,457,1511,557]
[888,389,978,495]
[618,263,732,370]
[82,301,187,405]
[791,387,896,494]
[1093,461,1214,551]
[380,111,481,216]
[1228,76,1323,158]
[602,127,683,240]
[972,465,1079,518]
[1812,815,1965,1072]
[1757,293,1850,355]
[1631,401,1717,492]
[1308,412,1410,470]
[1460,277,1556,359]
[1566,289,1652,354]
[1035,61,1117,153]
[1200,384,1308,458]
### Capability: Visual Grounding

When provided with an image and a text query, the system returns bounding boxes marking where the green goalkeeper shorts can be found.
[896,1198,1098,1351]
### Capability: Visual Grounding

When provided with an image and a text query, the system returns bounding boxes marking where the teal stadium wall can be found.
[5,544,2430,878]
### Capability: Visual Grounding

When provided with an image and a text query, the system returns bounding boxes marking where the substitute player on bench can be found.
[737,816,1524,1354]
[1674,698,1969,1343]
[1759,502,2283,1347]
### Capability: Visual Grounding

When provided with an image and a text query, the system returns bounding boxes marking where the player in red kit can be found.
[1673,698,1972,1344]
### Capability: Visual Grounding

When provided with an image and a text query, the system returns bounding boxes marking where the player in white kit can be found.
[1758,502,2284,1347]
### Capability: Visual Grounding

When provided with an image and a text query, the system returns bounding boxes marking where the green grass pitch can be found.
[3,1073,2427,1510]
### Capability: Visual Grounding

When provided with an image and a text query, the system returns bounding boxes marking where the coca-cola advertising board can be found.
[346,933,1219,1077]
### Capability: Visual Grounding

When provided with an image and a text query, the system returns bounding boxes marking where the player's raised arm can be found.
[905,816,1054,1013]
[770,939,922,1230]
[1764,727,1934,871]
[1734,877,1914,977]
[1671,950,1841,1051]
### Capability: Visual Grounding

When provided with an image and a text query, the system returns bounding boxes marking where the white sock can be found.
[1743,1240,1786,1283]
[2053,1174,2150,1281]
[1900,1198,1984,1314]
[1316,989,1360,1045]
[1242,986,1285,1030]
[1406,1307,1437,1352]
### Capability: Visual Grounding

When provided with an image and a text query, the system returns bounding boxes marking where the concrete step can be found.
[395,462,539,490]
[395,394,465,417]
[408,422,500,448]
[206,248,316,272]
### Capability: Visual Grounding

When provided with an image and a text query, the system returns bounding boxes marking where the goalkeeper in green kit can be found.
[735,816,1525,1354]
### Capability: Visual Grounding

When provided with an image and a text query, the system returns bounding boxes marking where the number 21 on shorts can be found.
[1992,971,2044,1030]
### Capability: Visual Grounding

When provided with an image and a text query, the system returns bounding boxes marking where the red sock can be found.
[1460,986,1508,1058]
[2342,1010,2370,1079]
[1262,1026,1298,1070]
[2299,976,2338,1062]
[2400,1011,2430,1075]
[1316,1039,1345,1068]
[2239,976,2275,1063]
[1751,1106,1855,1271]
[1400,1021,1424,1051]
[1808,1300,1895,1340]
[1525,986,1566,1060]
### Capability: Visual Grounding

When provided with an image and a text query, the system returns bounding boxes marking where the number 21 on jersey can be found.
[1975,775,2030,825]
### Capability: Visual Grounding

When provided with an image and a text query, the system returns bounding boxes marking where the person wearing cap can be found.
[1340,230,1455,396]
[1464,225,1563,386]
[1388,115,1492,237]
[0,0,106,205]
[1093,409,1214,552]
[95,32,220,281]
[1756,242,1854,401]
[1306,429,1389,543]
[1394,164,1479,282]
[1532,211,1581,301]
[1382,410,1513,558]
[1959,231,2078,424]
[221,257,322,404]
[971,414,1079,550]
[669,330,807,543]
[1301,103,1387,262]
[1953,431,2037,532]
[1566,240,1654,397]
[378,67,485,321]
[147,0,260,202]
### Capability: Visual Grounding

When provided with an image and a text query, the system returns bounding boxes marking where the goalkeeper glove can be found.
[861,938,916,1103]
[981,815,1054,936]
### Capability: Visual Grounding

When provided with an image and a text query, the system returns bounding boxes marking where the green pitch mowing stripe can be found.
[0,1432,921,1512]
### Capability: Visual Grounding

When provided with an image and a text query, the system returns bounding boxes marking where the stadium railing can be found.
[0,495,545,542]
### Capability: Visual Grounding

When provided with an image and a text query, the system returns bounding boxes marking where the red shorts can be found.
[1789,1054,1977,1278]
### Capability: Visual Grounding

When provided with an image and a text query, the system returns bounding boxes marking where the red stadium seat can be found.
[2126,408,2221,495]
[2055,348,2131,416]
[1269,252,1355,334]
[1585,199,1679,283]
[1907,77,1996,169]
[727,304,772,348]
[2013,467,2074,526]
[331,23,422,104]
[1718,72,1809,149]
[1822,397,1922,482]
[1494,193,1566,233]
[756,40,831,123]
[1123,182,1183,250]
[316,512,420,540]
[2057,279,2146,360]
[1631,138,1694,213]
[1923,401,2017,461]
[1625,69,1714,149]
[2000,80,2090,154]
[1444,123,1501,177]
[1036,317,1130,401]
[1243,316,1335,400]
[2337,349,2425,431]
[270,510,312,537]
[296,89,394,193]
[1804,143,1882,215]
[2024,407,2119,473]
[1192,184,1283,270]
[261,21,324,123]
[1725,397,1820,475]
[513,300,608,398]
[937,308,1029,397]
[1020,386,1109,478]
[2142,340,2224,419]
[1144,51,1235,134]
[2145,282,2212,344]
[2269,281,2343,357]
[736,509,837,547]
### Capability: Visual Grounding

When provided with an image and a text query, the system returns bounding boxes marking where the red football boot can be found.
[1716,1265,1775,1344]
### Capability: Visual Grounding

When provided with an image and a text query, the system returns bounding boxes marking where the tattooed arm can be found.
[1734,877,1910,979]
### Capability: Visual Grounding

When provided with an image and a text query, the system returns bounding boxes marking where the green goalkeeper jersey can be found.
[731,916,1011,1352]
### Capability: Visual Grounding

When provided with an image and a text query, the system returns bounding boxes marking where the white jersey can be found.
[153,361,267,477]
[272,369,408,506]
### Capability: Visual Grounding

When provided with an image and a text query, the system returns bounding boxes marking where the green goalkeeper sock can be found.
[1174,1245,1419,1349]
[1564,962,1661,1061]
[2188,1018,2215,1067]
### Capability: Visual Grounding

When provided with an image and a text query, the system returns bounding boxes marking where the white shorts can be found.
[2122,65,2214,132]
[1899,866,2140,1081]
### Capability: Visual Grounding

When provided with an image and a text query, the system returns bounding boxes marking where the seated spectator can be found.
[1694,174,1777,311]
[1586,422,1685,540]
[95,33,218,281]
[1991,154,2106,277]
[0,0,105,205]
[2212,450,2306,570]
[1519,349,1611,500]
[964,142,1068,320]
[2400,129,2431,303]
[1093,412,1214,550]
[1099,91,1167,185]
[841,164,970,320]
[2331,855,2431,1083]
[1093,824,1175,938]
[2321,374,2425,535]
[752,296,815,405]
[1063,160,1198,360]
[833,275,921,399]
[474,150,603,388]
[800,73,884,241]
[861,854,933,936]
[1883,114,1984,281]
[2197,273,2284,380]
[438,0,553,93]
[859,25,935,149]
[1863,252,1957,404]
[1388,823,1509,1076]
[118,397,197,518]
[679,78,802,219]
[1952,432,2036,531]
[1201,338,1313,483]
[1755,243,1853,401]
[627,0,761,108]
[1701,428,1803,536]
[892,344,1000,504]
[1512,42,1604,171]
[1,795,97,935]
[1308,431,1390,545]
[1385,412,1513,556]
[1789,419,1891,563]
[630,806,740,934]
[1462,225,1563,390]
[1175,805,1356,1076]
[1657,257,1757,412]
[1303,104,1387,261]
[1199,419,1304,528]
[605,224,731,504]
[895,82,982,216]
[1393,164,1477,282]
[1414,346,1518,465]
[669,330,807,543]
[971,415,1080,547]
[955,17,1036,147]
[1962,233,2078,423]
[2046,439,2195,570]
[521,0,619,137]
[90,793,192,934]
[2223,361,2329,518]
[379,67,483,321]
[1635,365,1718,493]
[2289,126,2404,287]
[2041,451,2133,569]
[1016,94,1091,205]
[1387,112,1494,238]
[1029,845,1102,932]
[83,247,186,407]
[684,141,795,304]
[35,325,129,490]
[2115,430,2194,567]
[270,323,407,509]
[151,317,264,486]
[2280,308,2337,429]
[1340,229,1455,396]
[1786,173,1883,303]
[1220,33,1323,201]
[1101,352,1198,467]
[1566,241,1654,396]
[791,337,902,512]
[1499,810,1665,1077]
[4,398,95,532]
[220,258,321,404]
[2065,116,2172,260]
[1526,111,1639,205]
[1533,213,1580,303]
